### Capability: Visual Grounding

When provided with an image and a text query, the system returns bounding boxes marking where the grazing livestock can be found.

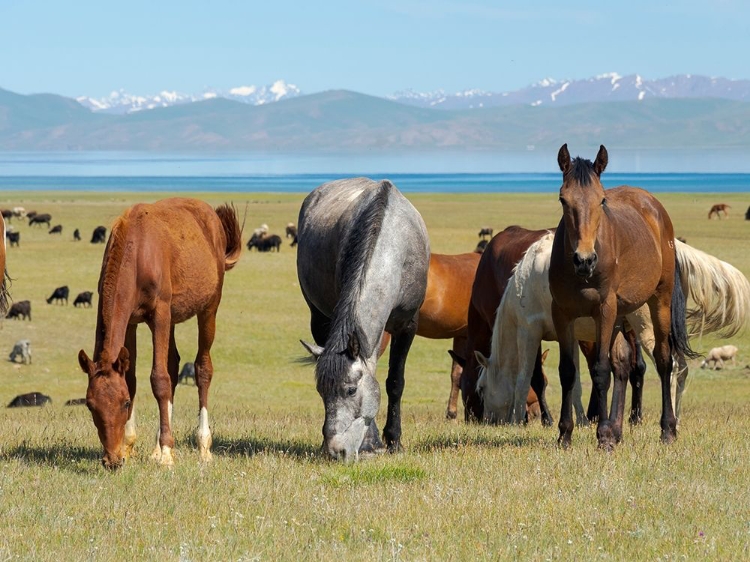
[8,392,51,408]
[6,300,31,321]
[474,239,488,254]
[25,211,37,220]
[1,209,12,221]
[745,206,750,220]
[29,213,52,227]
[247,232,282,252]
[708,203,730,219]
[6,230,20,247]
[73,291,94,307]
[298,178,430,460]
[46,285,69,305]
[65,398,87,406]
[9,339,32,364]
[91,226,107,243]
[550,145,698,449]
[12,207,27,219]
[290,234,298,247]
[478,227,493,239]
[700,345,738,370]
[73,228,81,241]
[286,222,297,238]
[178,362,196,385]
[78,198,242,469]
[49,224,63,234]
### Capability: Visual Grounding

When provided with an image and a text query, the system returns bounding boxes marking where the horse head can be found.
[302,331,380,461]
[78,347,132,469]
[474,350,515,424]
[557,144,609,278]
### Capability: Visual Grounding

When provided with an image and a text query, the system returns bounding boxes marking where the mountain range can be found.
[1,74,749,152]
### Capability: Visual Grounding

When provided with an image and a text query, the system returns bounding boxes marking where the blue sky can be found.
[2,0,749,98]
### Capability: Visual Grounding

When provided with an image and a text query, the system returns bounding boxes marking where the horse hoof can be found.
[445,409,458,421]
[386,441,403,454]
[597,439,616,453]
[158,447,175,468]
[199,449,213,463]
[557,435,572,449]
[576,417,591,428]
[660,429,677,444]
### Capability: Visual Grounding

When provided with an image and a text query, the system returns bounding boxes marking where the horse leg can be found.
[445,336,465,420]
[122,324,138,460]
[304,293,331,346]
[571,351,588,427]
[580,340,600,422]
[592,301,616,451]
[648,295,677,444]
[551,302,577,447]
[606,329,631,445]
[149,303,176,466]
[628,336,646,425]
[382,318,418,453]
[529,347,554,426]
[672,351,688,427]
[194,306,218,462]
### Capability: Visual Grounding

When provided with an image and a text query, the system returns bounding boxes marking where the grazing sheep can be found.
[47,285,69,305]
[6,300,31,320]
[73,291,94,307]
[700,345,739,370]
[177,362,196,385]
[91,226,107,243]
[9,339,32,364]
[478,226,493,239]
[49,224,63,234]
[8,392,51,407]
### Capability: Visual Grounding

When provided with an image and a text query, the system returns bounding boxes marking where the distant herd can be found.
[2,146,749,468]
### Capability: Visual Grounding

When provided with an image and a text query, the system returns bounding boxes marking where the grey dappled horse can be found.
[297,178,430,461]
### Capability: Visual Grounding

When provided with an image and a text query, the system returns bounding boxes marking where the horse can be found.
[708,204,730,219]
[700,345,738,370]
[550,144,698,450]
[456,226,559,424]
[77,198,242,469]
[379,252,480,420]
[477,232,749,426]
[286,223,297,238]
[478,227,493,239]
[0,215,8,316]
[297,178,430,461]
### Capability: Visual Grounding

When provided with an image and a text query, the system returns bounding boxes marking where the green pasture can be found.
[0,190,748,561]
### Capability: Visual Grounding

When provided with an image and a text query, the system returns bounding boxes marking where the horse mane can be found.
[316,180,392,390]
[568,157,596,187]
[96,215,129,347]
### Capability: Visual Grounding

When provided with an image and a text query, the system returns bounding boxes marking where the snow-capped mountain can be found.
[389,73,750,109]
[76,80,301,114]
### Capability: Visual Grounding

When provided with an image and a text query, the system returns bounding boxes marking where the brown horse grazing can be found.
[0,215,8,316]
[378,252,480,420]
[708,203,730,219]
[457,226,554,423]
[78,198,242,469]
[550,145,696,450]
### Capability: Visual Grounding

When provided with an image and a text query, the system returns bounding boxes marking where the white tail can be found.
[675,240,750,339]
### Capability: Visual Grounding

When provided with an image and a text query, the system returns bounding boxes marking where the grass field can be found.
[0,189,748,561]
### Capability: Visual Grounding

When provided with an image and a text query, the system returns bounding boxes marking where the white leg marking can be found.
[197,406,213,462]
[151,400,174,462]
[122,404,137,459]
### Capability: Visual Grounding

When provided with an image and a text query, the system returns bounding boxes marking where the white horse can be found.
[477,234,750,425]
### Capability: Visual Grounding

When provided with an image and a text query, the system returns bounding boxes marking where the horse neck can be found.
[94,220,137,360]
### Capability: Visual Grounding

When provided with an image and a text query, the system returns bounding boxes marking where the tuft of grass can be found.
[322,462,427,487]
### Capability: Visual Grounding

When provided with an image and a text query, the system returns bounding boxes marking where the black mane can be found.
[316,180,392,390]
[569,156,596,186]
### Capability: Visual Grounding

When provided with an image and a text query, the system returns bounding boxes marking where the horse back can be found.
[105,198,226,323]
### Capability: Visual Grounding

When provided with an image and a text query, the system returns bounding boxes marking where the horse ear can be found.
[557,144,571,174]
[593,145,608,176]
[347,331,360,359]
[447,349,466,368]
[78,349,94,377]
[300,340,324,359]
[541,349,550,364]
[112,347,130,377]
[474,350,489,369]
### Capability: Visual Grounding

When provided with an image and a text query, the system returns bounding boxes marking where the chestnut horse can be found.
[380,252,481,420]
[708,203,730,219]
[1,215,8,316]
[457,226,556,423]
[550,144,697,450]
[78,198,242,469]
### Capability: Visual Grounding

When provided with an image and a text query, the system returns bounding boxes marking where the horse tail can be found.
[675,240,750,338]
[669,256,700,360]
[215,203,244,271]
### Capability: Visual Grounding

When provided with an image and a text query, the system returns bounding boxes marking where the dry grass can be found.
[0,190,749,561]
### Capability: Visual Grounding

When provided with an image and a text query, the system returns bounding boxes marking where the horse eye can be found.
[601,198,606,205]
[346,387,357,397]
[559,197,567,206]
[123,400,131,410]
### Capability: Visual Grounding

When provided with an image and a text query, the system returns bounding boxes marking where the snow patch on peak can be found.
[229,86,257,96]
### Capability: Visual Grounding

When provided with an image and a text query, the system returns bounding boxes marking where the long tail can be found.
[669,257,700,359]
[215,203,243,271]
[675,240,750,338]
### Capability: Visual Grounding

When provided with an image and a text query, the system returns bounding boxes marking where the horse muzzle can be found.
[573,251,598,278]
